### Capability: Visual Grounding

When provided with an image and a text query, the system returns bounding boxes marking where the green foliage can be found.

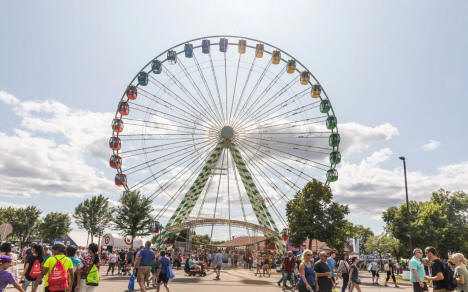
[286,179,350,251]
[74,194,112,243]
[113,190,154,247]
[382,189,468,258]
[365,234,400,257]
[38,212,72,242]
[0,206,41,245]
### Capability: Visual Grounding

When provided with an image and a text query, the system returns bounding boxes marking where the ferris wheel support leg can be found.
[157,142,224,245]
[229,143,286,251]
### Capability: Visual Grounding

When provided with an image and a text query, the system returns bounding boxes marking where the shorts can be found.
[45,287,65,292]
[158,273,169,284]
[151,266,158,274]
[412,282,429,292]
[215,264,222,270]
[137,266,151,282]
[371,270,377,277]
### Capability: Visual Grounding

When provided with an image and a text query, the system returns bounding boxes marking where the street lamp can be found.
[399,156,413,257]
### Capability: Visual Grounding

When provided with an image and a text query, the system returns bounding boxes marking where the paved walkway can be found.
[7,267,414,292]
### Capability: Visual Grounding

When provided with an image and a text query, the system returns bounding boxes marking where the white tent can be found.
[102,233,144,249]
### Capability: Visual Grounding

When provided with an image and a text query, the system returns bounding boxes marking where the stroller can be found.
[186,260,207,277]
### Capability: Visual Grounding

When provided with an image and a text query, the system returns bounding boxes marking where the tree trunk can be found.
[86,232,89,246]
[308,237,312,249]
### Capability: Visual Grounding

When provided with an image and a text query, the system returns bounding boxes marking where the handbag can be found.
[128,273,135,291]
[167,265,175,279]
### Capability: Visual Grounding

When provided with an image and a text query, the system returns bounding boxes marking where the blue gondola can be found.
[151,60,162,74]
[219,38,228,52]
[202,39,210,54]
[137,72,148,86]
[184,43,193,58]
[167,50,177,64]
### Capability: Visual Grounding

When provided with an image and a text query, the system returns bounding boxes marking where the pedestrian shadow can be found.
[172,278,203,283]
[241,279,272,285]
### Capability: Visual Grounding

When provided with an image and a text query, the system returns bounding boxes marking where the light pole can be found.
[399,156,413,257]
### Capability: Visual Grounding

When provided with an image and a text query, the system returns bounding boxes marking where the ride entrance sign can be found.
[0,223,13,240]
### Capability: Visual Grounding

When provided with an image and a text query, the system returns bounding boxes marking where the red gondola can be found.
[118,101,129,115]
[109,155,122,169]
[109,137,121,150]
[126,85,137,100]
[112,119,124,133]
[115,173,127,186]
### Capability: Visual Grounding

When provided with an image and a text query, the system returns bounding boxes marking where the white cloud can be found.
[332,148,468,218]
[422,139,441,151]
[0,90,19,105]
[0,90,119,198]
[0,201,26,208]
[339,122,399,154]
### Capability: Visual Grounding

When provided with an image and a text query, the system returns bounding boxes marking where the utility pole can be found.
[399,156,413,257]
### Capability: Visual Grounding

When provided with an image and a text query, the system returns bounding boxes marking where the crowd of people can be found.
[0,240,467,292]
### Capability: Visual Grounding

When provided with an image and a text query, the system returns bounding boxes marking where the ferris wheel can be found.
[109,35,340,249]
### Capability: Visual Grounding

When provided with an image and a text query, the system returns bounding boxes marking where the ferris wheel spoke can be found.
[234,65,288,127]
[245,87,311,125]
[238,140,316,182]
[120,138,210,159]
[240,135,331,154]
[224,51,229,124]
[161,63,222,125]
[226,146,232,239]
[138,88,205,125]
[196,172,216,218]
[124,140,213,175]
[148,147,214,203]
[231,55,257,123]
[176,59,224,127]
[241,136,330,170]
[121,117,207,133]
[228,53,242,124]
[208,51,225,123]
[148,76,212,123]
[240,103,322,129]
[230,150,251,235]
[231,61,275,126]
[242,115,325,132]
[240,75,298,125]
[129,101,215,131]
[192,53,224,123]
[130,140,217,190]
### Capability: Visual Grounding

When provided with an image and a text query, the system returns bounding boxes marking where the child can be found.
[0,255,24,292]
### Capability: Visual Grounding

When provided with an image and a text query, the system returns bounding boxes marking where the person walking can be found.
[135,241,155,292]
[409,248,428,292]
[214,249,223,280]
[315,252,332,292]
[337,254,350,292]
[18,244,43,292]
[297,250,317,292]
[348,257,361,292]
[327,251,337,290]
[384,259,399,288]
[0,255,25,292]
[65,246,81,292]
[78,243,100,292]
[155,250,171,292]
[451,253,468,292]
[369,259,379,285]
[278,251,296,289]
[32,243,74,292]
[424,246,448,292]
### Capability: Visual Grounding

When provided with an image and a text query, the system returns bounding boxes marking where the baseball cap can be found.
[0,255,12,264]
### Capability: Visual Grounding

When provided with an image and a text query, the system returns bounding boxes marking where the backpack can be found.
[86,264,100,286]
[29,259,41,278]
[47,256,69,292]
[442,262,456,291]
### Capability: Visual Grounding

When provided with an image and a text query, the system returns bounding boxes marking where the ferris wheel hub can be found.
[220,126,234,140]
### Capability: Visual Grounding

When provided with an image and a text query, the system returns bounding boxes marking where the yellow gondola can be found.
[312,84,321,98]
[286,60,296,73]
[272,50,281,64]
[238,40,247,54]
[300,71,310,85]
[255,44,264,58]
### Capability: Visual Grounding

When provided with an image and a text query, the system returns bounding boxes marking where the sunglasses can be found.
[305,254,312,256]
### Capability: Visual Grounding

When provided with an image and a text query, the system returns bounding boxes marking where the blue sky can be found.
[1,0,467,240]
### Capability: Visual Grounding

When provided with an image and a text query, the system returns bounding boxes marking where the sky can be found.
[1,0,467,242]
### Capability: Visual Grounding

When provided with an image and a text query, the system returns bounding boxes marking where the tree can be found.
[365,234,400,258]
[0,206,41,245]
[113,190,154,247]
[74,195,112,243]
[38,212,72,242]
[286,179,350,250]
[383,189,468,258]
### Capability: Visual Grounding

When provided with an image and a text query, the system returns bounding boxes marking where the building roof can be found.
[219,236,266,247]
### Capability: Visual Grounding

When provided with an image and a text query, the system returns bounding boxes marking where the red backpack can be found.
[29,259,41,278]
[47,256,69,292]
